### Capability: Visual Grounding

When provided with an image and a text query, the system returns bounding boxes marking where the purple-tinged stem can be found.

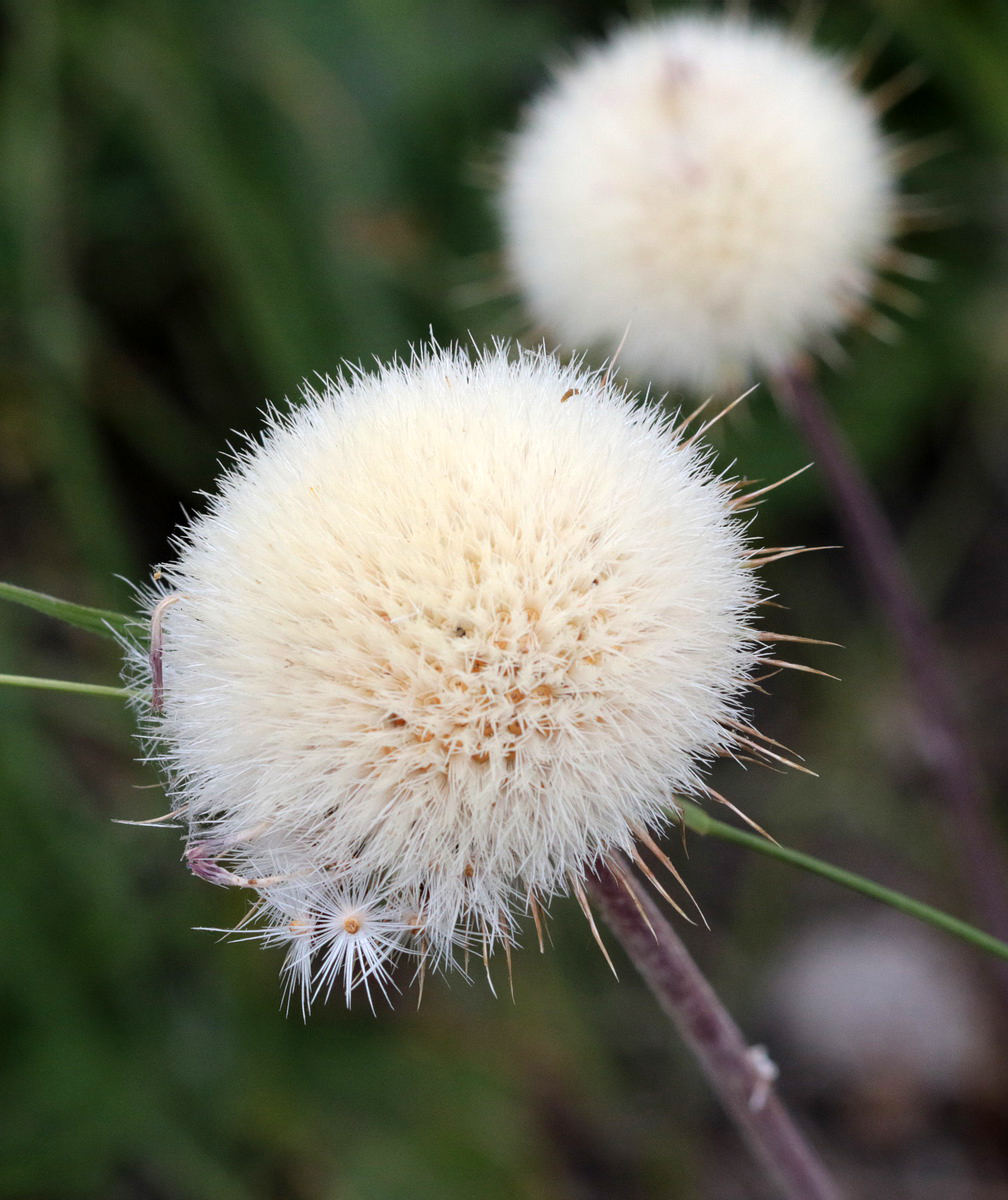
[774,364,1008,983]
[588,858,843,1200]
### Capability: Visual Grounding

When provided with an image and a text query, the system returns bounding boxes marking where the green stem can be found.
[680,801,1008,964]
[0,673,133,699]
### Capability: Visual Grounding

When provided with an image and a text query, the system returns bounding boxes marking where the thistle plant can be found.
[2,4,1006,1198]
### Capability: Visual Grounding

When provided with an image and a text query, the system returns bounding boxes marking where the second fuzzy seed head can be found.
[500,14,894,391]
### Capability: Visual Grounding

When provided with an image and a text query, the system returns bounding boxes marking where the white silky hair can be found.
[135,341,762,1004]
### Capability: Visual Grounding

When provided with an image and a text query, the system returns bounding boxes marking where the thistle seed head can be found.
[133,341,766,1008]
[500,14,894,390]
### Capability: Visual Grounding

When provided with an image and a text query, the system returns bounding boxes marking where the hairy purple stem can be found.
[589,859,843,1200]
[774,365,1008,982]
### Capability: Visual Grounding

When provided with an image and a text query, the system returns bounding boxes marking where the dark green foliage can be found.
[0,582,132,640]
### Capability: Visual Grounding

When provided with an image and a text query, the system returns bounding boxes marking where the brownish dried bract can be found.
[148,594,181,714]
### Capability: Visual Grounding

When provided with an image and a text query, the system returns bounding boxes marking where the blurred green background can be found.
[2,0,1008,1197]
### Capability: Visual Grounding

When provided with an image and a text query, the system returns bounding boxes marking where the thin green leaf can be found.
[0,673,133,699]
[679,800,1008,965]
[0,581,133,641]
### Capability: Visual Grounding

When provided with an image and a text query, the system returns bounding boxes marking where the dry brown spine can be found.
[479,916,496,995]
[731,731,818,777]
[887,131,957,174]
[877,246,934,280]
[730,464,813,509]
[571,870,619,977]
[607,856,657,939]
[844,21,889,86]
[629,844,694,923]
[699,783,777,844]
[720,716,804,760]
[681,386,758,449]
[745,544,838,568]
[760,657,839,681]
[632,823,706,926]
[528,889,546,953]
[502,930,515,1001]
[670,394,714,440]
[873,278,924,317]
[869,61,928,114]
[756,630,841,648]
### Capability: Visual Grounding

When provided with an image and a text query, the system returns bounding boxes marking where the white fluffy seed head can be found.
[134,341,763,1007]
[500,14,894,391]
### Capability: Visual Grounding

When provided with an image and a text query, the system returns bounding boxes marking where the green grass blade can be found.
[680,800,1008,965]
[0,582,133,641]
